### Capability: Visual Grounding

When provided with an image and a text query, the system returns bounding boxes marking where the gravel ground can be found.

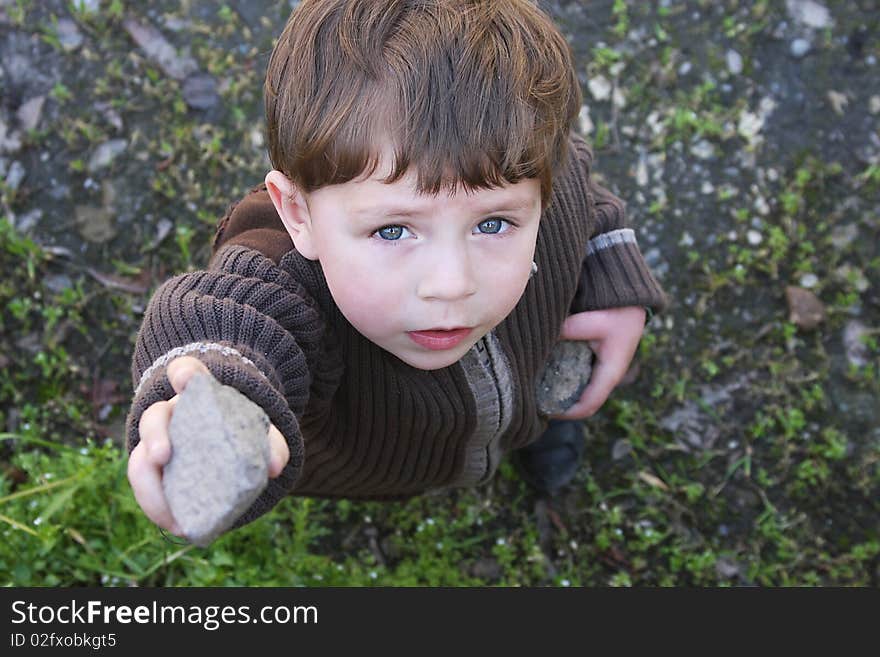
[1,0,878,585]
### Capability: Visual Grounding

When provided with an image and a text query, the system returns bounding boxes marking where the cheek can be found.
[492,267,531,316]
[487,243,534,297]
[321,252,401,331]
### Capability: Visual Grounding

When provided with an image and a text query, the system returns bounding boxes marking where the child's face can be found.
[267,145,542,371]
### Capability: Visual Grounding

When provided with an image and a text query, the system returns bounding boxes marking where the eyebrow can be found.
[354,198,536,219]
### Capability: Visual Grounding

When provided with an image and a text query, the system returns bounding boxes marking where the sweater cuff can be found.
[571,228,670,315]
[124,340,303,531]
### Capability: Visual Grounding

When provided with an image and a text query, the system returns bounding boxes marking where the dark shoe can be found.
[512,419,585,495]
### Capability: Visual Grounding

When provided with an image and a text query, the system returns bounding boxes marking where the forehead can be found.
[343,142,538,209]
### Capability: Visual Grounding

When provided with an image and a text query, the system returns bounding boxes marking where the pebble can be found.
[56,18,83,51]
[691,139,714,160]
[14,208,42,233]
[827,90,848,116]
[182,72,220,110]
[791,38,811,58]
[5,160,25,190]
[843,320,870,368]
[611,439,632,461]
[799,272,819,288]
[646,111,663,137]
[786,0,834,30]
[0,119,22,154]
[45,274,74,294]
[16,96,45,132]
[754,195,770,215]
[747,229,763,245]
[87,139,127,172]
[726,49,743,75]
[588,75,612,101]
[123,17,198,81]
[738,109,764,144]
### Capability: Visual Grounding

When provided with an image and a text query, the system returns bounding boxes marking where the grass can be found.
[1,0,878,586]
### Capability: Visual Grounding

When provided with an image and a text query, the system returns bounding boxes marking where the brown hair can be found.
[264,0,582,210]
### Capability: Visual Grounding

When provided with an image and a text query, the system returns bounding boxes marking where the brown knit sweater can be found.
[125,131,669,530]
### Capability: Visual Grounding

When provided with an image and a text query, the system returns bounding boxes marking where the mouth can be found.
[407,327,473,350]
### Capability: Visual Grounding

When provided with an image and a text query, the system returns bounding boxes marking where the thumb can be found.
[166,355,211,395]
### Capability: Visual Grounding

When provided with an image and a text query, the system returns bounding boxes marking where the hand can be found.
[547,306,647,421]
[127,355,290,536]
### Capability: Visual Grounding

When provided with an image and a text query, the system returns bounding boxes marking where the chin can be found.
[395,345,470,371]
[401,354,461,371]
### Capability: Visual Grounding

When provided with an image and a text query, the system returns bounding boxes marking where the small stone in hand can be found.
[163,372,271,547]
[535,340,595,416]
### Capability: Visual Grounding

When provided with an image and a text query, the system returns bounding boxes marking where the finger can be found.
[267,423,289,479]
[166,356,211,395]
[137,398,177,466]
[559,310,613,343]
[127,442,182,535]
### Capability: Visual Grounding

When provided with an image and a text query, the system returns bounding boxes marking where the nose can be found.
[416,245,478,301]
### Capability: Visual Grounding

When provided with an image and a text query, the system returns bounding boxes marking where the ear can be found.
[264,170,319,261]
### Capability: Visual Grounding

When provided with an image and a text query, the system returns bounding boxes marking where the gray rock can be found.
[164,372,271,547]
[611,438,632,461]
[786,0,833,30]
[56,18,83,52]
[791,38,811,58]
[123,17,198,81]
[843,320,870,369]
[16,96,44,132]
[182,72,220,110]
[726,49,743,75]
[5,160,24,190]
[535,340,594,416]
[14,208,42,233]
[87,138,127,172]
[0,118,22,154]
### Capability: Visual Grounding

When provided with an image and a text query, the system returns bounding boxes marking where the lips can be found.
[407,327,473,351]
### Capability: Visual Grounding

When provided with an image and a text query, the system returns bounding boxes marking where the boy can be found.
[126,0,668,539]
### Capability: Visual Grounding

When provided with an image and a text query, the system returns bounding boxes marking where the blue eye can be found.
[478,218,506,234]
[376,225,409,241]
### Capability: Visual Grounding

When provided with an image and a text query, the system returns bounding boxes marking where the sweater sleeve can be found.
[567,133,670,317]
[124,243,325,531]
